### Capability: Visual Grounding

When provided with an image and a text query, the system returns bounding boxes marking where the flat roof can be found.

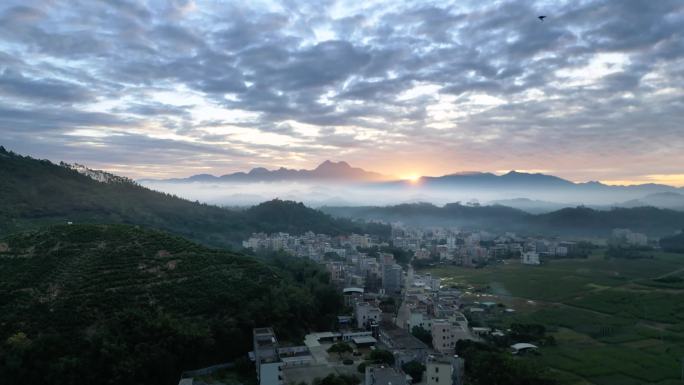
[352,336,377,344]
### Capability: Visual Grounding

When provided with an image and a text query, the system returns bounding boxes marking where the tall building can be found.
[253,328,283,385]
[382,263,402,294]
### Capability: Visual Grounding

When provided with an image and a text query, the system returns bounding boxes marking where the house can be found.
[426,354,465,385]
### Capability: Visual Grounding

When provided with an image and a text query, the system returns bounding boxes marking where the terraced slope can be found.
[0,224,341,385]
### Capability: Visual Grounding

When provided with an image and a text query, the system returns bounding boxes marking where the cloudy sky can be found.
[1,0,683,184]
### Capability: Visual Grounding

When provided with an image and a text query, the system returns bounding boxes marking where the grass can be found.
[424,250,684,385]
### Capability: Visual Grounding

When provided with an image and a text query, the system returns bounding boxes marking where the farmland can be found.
[425,251,684,385]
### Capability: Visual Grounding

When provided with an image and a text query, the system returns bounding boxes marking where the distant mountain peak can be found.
[315,160,351,170]
[248,167,270,175]
[147,160,388,183]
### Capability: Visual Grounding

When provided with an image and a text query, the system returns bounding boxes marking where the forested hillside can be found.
[0,224,342,385]
[0,147,389,247]
[322,203,684,237]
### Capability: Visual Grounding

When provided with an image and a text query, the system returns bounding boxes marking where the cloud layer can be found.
[0,0,683,183]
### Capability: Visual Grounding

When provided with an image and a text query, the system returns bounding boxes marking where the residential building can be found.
[355,302,381,329]
[431,320,471,354]
[426,354,464,385]
[253,328,283,385]
[365,365,409,385]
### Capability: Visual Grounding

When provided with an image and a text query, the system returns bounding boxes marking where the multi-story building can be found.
[355,302,381,329]
[253,328,283,385]
[426,354,465,385]
[382,263,403,295]
[431,320,471,354]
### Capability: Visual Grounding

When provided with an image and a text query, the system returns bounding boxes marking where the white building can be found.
[611,229,648,247]
[521,251,540,265]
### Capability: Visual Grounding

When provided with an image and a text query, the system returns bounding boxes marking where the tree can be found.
[327,342,353,359]
[411,326,432,347]
[401,361,425,383]
[368,349,395,365]
[313,374,360,385]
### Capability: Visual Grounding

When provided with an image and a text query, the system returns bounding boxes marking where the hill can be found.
[322,203,684,237]
[0,224,342,385]
[660,231,684,253]
[619,192,684,210]
[0,147,389,246]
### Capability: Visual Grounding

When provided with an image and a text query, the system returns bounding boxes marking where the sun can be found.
[403,174,421,184]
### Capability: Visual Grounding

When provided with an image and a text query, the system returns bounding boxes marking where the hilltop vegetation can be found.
[0,147,389,247]
[0,224,342,385]
[660,231,684,253]
[322,203,684,237]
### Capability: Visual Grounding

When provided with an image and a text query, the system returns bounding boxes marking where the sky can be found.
[0,0,683,185]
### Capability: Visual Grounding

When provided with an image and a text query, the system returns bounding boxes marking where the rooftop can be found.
[380,323,429,351]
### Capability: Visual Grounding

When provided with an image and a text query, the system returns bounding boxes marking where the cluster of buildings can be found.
[392,226,581,267]
[397,269,475,354]
[252,283,467,385]
[609,228,649,247]
[243,232,379,261]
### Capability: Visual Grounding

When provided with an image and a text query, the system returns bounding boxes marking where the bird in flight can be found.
[538,15,546,22]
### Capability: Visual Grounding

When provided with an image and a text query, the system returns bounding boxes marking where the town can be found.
[220,225,656,385]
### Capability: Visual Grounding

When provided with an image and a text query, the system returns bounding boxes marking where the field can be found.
[425,251,684,385]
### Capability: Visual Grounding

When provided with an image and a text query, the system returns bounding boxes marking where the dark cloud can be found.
[0,69,92,103]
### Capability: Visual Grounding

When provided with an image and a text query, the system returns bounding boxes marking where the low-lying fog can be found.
[138,180,684,211]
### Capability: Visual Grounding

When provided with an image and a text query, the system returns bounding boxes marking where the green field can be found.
[425,251,684,385]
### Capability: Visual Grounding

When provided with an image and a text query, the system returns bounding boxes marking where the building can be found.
[343,287,364,307]
[521,251,540,265]
[431,320,471,354]
[382,263,403,295]
[365,365,409,385]
[610,228,648,247]
[378,323,430,366]
[426,354,465,385]
[253,328,283,385]
[355,302,381,329]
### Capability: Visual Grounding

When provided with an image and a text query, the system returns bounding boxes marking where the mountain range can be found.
[143,160,389,183]
[141,161,683,207]
[3,146,684,238]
